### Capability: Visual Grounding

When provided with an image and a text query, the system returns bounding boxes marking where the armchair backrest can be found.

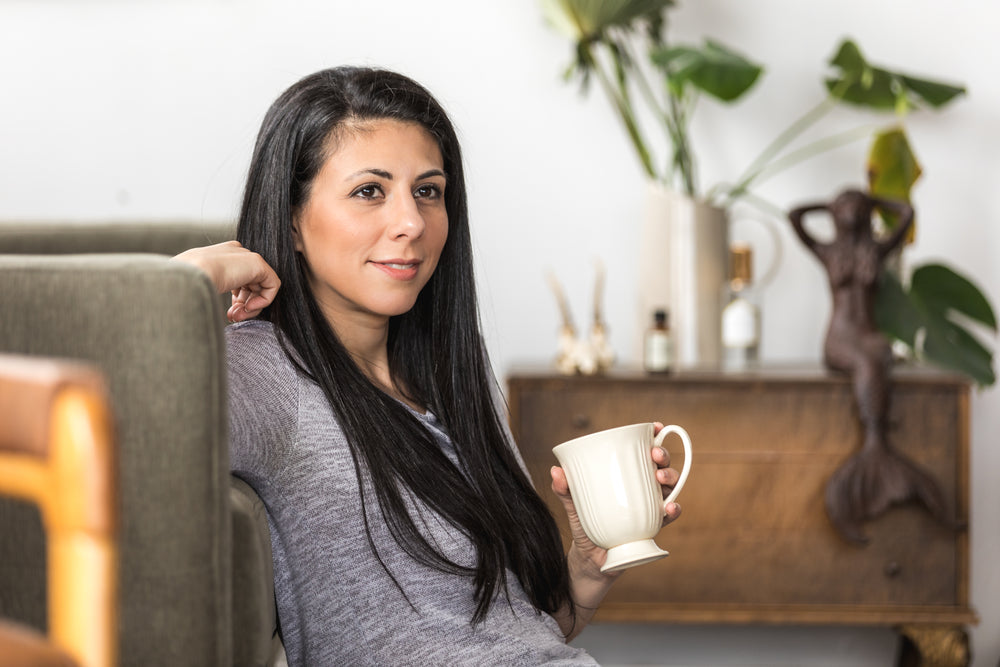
[0,221,235,256]
[0,254,233,665]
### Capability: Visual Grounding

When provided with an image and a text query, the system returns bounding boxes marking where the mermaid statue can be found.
[789,188,958,544]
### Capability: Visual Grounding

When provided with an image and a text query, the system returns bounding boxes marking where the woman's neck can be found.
[329,312,422,412]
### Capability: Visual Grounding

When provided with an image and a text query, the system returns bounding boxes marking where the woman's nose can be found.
[388,193,425,239]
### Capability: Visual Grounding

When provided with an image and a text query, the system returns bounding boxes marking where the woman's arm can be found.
[172,241,281,321]
[549,432,682,641]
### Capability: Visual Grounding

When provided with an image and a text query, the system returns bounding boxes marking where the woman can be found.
[176,66,682,665]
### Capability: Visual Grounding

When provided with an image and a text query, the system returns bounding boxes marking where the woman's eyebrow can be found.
[345,168,446,181]
[348,168,392,180]
[417,169,447,181]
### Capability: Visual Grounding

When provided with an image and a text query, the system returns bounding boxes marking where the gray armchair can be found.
[0,222,281,666]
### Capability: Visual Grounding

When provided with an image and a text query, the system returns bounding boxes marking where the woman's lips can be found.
[370,259,421,280]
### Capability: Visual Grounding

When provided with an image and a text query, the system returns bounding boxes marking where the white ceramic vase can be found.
[638,182,729,368]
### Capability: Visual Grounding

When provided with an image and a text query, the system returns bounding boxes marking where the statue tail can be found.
[824,444,962,545]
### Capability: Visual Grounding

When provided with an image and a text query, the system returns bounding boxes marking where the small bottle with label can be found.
[644,308,673,373]
[721,244,761,370]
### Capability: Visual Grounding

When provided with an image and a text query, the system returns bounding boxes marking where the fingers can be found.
[656,465,680,488]
[651,443,671,468]
[228,288,252,323]
[651,440,679,491]
[550,466,570,499]
[550,466,582,526]
[662,500,682,526]
[175,241,281,321]
[650,431,682,505]
[228,284,275,323]
[550,466,582,533]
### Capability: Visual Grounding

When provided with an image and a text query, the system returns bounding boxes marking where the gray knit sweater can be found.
[226,320,598,666]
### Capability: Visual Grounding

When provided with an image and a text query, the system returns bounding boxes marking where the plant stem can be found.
[618,35,669,121]
[667,93,696,195]
[719,78,862,205]
[745,123,880,188]
[721,95,839,203]
[618,36,697,195]
[583,41,658,180]
[617,37,687,189]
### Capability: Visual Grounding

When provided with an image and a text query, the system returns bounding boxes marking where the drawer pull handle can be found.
[884,561,902,578]
[571,414,592,430]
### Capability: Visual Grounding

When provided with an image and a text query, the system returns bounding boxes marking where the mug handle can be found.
[653,424,692,505]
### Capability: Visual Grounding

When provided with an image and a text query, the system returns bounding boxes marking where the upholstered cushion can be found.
[0,221,235,256]
[230,477,279,667]
[0,221,237,316]
[0,254,231,665]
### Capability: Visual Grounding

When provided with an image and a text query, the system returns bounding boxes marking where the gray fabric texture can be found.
[0,221,235,256]
[0,254,232,665]
[230,476,279,667]
[227,320,598,667]
[0,221,237,318]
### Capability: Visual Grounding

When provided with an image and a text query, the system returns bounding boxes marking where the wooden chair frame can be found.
[0,354,118,667]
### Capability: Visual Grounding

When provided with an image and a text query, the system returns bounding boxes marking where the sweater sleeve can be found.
[225,321,299,492]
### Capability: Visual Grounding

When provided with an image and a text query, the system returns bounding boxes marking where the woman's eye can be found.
[415,184,443,199]
[352,184,383,199]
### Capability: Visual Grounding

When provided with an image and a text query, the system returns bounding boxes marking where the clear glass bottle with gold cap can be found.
[721,244,761,370]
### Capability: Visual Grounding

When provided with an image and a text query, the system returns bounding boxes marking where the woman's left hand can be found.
[550,421,683,575]
[172,241,281,322]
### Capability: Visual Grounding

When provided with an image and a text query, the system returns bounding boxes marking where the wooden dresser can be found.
[506,366,977,666]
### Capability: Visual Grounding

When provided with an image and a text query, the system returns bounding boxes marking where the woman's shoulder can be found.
[226,318,278,346]
[225,319,298,388]
[226,319,284,361]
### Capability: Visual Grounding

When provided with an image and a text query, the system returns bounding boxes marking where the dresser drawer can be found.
[507,369,972,622]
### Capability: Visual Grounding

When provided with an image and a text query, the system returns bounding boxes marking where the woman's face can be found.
[293,119,449,328]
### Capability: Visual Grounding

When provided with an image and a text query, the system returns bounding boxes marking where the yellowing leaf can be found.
[867,127,922,241]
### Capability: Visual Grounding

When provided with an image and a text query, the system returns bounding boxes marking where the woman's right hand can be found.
[172,241,281,322]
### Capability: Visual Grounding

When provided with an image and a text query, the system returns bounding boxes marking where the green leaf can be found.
[824,38,967,113]
[651,39,762,102]
[875,269,922,345]
[825,39,898,109]
[911,264,997,330]
[922,318,996,386]
[826,68,900,110]
[828,39,866,75]
[877,262,997,386]
[540,0,675,41]
[899,74,966,108]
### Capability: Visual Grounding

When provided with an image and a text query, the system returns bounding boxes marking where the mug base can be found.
[601,539,669,572]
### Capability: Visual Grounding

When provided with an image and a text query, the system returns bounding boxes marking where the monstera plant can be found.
[825,40,996,386]
[541,0,995,385]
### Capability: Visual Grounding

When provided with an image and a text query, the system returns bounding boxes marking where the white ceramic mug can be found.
[552,422,692,572]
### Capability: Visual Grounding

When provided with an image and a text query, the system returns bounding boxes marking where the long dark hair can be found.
[236,67,571,624]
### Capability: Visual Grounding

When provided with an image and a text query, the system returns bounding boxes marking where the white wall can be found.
[2,1,996,664]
